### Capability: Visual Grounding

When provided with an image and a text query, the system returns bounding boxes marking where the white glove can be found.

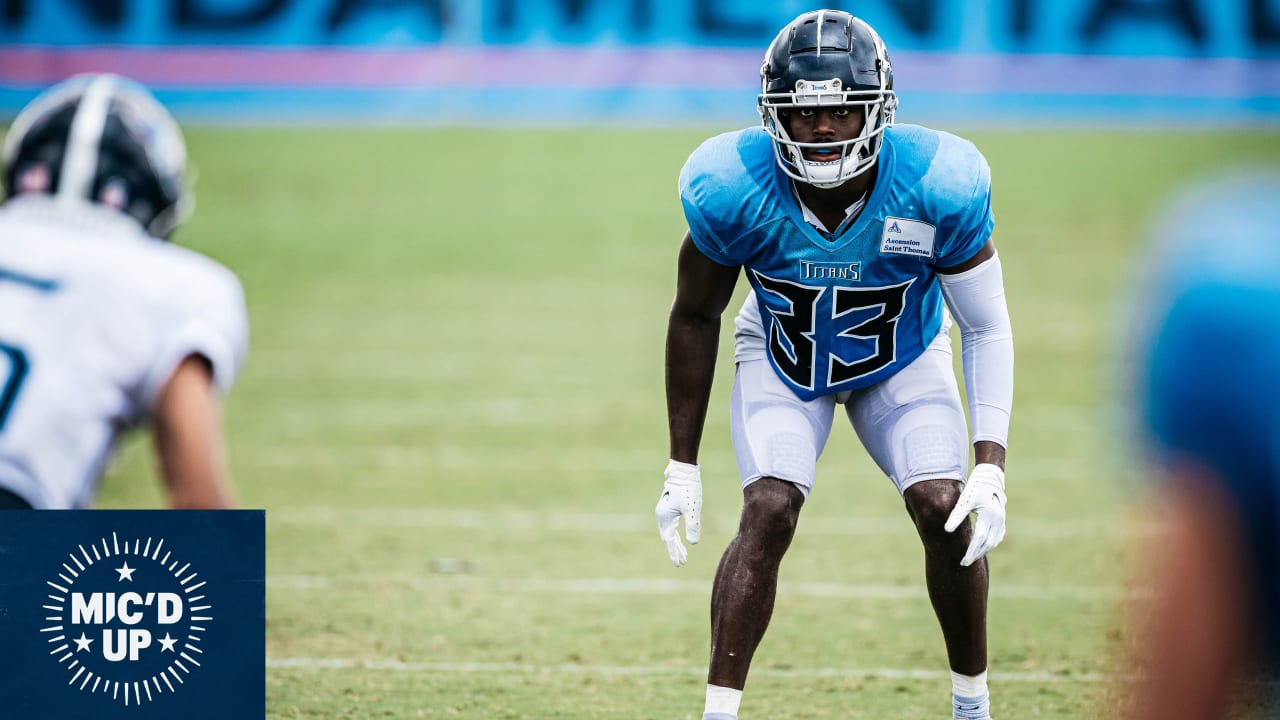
[655,459,702,567]
[943,463,1007,567]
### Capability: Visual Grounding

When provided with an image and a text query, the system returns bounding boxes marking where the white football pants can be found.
[729,325,968,497]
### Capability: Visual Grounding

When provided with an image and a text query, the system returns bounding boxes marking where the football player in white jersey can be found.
[656,11,1014,720]
[0,74,248,510]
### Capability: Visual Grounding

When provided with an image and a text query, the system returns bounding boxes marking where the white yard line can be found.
[267,574,1145,601]
[265,657,1114,683]
[271,506,1149,539]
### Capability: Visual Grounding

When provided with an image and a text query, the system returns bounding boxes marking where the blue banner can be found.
[0,1,1277,124]
[0,511,265,720]
[1,0,1278,57]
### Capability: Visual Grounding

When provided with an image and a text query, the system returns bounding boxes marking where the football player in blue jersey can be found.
[654,10,1014,720]
[1124,170,1280,720]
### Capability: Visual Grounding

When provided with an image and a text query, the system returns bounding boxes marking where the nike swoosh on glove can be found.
[943,463,1007,567]
[655,459,702,567]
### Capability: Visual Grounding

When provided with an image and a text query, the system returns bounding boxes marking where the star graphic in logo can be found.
[42,533,216,708]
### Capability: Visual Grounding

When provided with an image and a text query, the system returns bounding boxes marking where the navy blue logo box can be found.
[0,511,265,719]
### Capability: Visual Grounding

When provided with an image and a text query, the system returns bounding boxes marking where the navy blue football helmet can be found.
[758,10,897,188]
[2,74,189,239]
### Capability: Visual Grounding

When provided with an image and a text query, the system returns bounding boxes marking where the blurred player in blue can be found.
[1126,170,1280,720]
[0,74,248,510]
[654,10,1014,720]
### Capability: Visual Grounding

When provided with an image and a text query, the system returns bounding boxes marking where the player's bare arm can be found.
[666,231,740,464]
[1129,472,1249,720]
[656,232,740,567]
[971,441,1005,471]
[937,239,996,276]
[153,354,236,510]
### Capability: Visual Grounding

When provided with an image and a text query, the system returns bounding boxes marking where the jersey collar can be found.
[1,194,153,242]
[776,131,897,254]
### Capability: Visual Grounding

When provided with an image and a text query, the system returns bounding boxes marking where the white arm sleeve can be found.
[938,252,1013,447]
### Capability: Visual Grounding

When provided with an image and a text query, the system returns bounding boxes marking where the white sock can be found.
[704,684,742,718]
[951,670,990,719]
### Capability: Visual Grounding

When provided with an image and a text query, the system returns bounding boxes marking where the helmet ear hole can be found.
[15,163,53,195]
[97,177,128,211]
[2,103,75,201]
[92,113,173,234]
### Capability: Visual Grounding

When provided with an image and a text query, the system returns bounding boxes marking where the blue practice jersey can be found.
[1139,171,1280,665]
[679,124,993,401]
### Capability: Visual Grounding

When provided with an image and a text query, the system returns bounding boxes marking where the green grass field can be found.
[97,127,1280,718]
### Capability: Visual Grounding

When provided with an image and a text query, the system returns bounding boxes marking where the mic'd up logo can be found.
[40,533,212,707]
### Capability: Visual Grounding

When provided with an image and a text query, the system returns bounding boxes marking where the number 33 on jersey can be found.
[679,123,994,401]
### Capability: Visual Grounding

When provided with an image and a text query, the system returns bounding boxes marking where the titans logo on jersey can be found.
[679,124,994,401]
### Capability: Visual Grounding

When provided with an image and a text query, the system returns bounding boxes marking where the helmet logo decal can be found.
[794,79,843,105]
